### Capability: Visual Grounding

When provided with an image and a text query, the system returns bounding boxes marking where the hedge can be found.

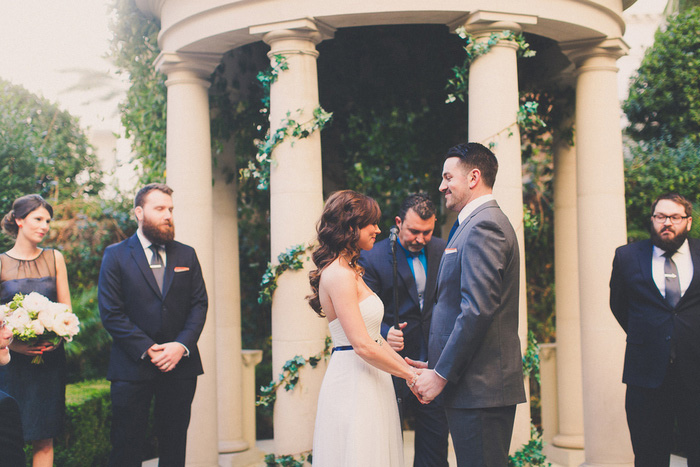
[22,378,155,466]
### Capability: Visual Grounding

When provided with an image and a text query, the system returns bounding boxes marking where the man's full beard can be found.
[142,216,175,245]
[651,225,688,254]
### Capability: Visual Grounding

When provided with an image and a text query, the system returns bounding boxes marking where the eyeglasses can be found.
[651,214,690,224]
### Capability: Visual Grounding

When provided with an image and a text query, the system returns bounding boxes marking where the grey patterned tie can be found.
[412,253,426,310]
[663,251,681,308]
[149,244,164,292]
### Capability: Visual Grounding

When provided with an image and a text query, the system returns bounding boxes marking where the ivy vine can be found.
[522,329,541,384]
[264,452,312,467]
[258,244,314,305]
[240,55,333,190]
[509,424,550,467]
[446,27,545,145]
[257,336,332,408]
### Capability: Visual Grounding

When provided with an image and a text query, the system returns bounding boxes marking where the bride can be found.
[307,190,419,466]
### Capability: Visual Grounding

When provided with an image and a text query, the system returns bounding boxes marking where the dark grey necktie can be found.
[149,245,164,292]
[663,251,681,308]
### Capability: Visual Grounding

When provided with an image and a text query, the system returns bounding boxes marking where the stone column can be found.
[156,51,222,467]
[463,14,535,450]
[213,140,248,454]
[545,118,586,466]
[564,39,634,466]
[250,18,335,457]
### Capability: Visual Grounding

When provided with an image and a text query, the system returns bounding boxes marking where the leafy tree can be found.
[624,138,700,241]
[623,7,700,145]
[0,79,103,251]
[109,0,167,184]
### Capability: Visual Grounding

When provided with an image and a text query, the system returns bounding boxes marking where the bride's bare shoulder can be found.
[319,258,355,286]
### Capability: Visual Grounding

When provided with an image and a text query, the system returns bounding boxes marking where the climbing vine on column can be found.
[239,55,333,190]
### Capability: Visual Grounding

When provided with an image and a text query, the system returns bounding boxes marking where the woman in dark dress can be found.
[0,194,71,467]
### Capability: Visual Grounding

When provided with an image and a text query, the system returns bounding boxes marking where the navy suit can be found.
[0,390,25,467]
[99,234,208,467]
[360,236,449,467]
[610,238,700,465]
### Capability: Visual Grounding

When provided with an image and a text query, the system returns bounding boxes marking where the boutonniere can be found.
[174,267,190,273]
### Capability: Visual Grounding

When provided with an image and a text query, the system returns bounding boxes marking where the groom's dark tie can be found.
[150,244,165,292]
[447,219,459,243]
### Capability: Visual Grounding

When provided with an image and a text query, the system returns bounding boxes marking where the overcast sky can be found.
[0,0,125,130]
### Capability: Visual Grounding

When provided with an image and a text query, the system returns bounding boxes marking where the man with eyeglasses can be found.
[610,192,700,466]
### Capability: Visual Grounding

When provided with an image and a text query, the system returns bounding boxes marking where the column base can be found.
[220,446,267,467]
[552,433,584,449]
[543,443,585,467]
[219,439,250,454]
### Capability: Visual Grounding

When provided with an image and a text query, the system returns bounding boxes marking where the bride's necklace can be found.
[340,255,363,277]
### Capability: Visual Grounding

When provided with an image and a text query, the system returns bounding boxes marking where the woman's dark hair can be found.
[1,194,54,238]
[307,190,381,317]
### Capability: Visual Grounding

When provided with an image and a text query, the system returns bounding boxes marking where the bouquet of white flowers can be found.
[1,292,80,364]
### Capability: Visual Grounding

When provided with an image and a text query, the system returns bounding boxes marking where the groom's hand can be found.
[404,356,428,369]
[413,369,447,404]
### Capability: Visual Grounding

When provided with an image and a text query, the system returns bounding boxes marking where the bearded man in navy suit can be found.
[359,193,449,467]
[98,183,208,467]
[610,193,700,466]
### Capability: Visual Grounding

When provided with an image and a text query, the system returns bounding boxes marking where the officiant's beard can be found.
[651,223,688,253]
[142,215,175,245]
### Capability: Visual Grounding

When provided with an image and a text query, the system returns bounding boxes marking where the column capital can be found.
[561,38,630,68]
[450,10,537,36]
[250,18,335,49]
[155,51,222,87]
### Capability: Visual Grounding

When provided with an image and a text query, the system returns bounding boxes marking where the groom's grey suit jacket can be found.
[428,199,526,408]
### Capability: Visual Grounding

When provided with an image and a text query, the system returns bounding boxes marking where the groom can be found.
[409,143,526,466]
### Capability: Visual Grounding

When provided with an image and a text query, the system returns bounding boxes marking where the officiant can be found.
[359,193,449,467]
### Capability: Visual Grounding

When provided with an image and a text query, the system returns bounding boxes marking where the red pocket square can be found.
[174,267,190,273]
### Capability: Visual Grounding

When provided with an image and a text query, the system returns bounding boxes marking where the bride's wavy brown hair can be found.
[307,190,381,317]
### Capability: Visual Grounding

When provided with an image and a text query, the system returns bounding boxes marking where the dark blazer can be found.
[429,200,526,409]
[610,238,700,390]
[360,236,446,362]
[98,234,208,381]
[0,390,25,467]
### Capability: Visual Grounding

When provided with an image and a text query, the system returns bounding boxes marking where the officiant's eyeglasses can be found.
[651,214,690,224]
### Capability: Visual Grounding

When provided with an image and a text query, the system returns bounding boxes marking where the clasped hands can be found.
[147,342,185,372]
[389,324,447,404]
[405,357,447,405]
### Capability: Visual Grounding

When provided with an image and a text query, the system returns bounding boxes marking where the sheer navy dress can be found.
[0,249,66,441]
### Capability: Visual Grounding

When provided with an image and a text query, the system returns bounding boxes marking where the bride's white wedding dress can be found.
[312,294,404,466]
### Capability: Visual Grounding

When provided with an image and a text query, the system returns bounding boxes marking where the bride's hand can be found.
[9,340,58,356]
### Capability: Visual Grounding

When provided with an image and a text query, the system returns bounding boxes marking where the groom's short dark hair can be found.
[445,142,498,188]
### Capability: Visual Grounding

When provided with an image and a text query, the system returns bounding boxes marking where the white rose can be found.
[38,309,55,331]
[22,292,50,312]
[29,319,45,335]
[53,312,80,338]
[7,308,31,331]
